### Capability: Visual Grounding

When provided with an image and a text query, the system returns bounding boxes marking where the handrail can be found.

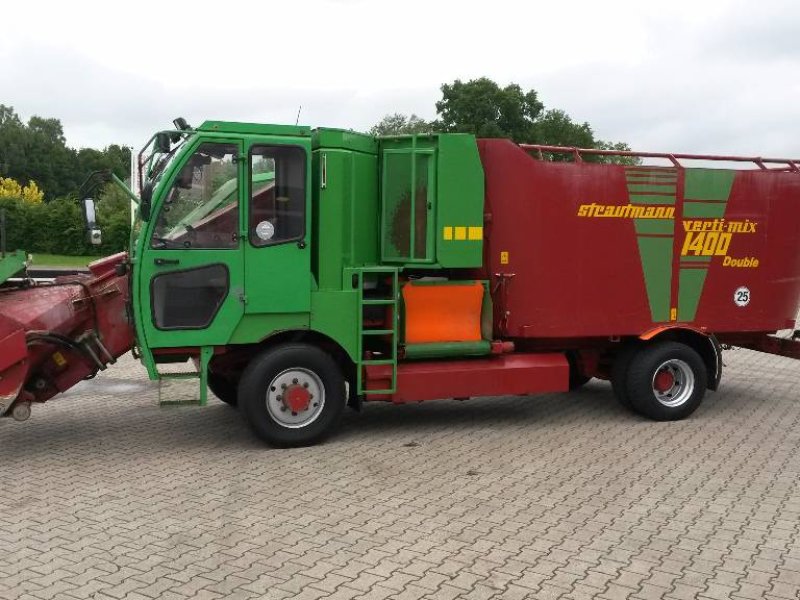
[519,144,800,172]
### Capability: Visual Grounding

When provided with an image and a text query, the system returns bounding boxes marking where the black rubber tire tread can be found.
[566,352,592,390]
[238,344,345,447]
[611,344,638,409]
[626,341,707,421]
[569,373,592,391]
[207,371,238,407]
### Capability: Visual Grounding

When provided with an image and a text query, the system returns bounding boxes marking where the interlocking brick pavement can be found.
[1,346,799,599]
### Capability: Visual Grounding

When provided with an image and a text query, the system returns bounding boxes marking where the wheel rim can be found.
[651,359,694,407]
[266,368,326,428]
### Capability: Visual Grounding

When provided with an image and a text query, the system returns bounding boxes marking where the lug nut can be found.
[292,378,298,384]
[303,382,309,388]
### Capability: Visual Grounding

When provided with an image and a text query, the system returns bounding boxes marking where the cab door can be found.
[139,139,245,349]
[242,141,311,314]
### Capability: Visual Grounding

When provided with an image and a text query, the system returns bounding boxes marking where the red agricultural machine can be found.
[1,119,798,446]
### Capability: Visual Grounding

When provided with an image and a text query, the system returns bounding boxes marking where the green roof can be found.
[198,121,311,137]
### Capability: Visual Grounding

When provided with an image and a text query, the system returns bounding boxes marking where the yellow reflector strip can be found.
[454,226,467,240]
[670,307,677,321]
[443,226,453,240]
[468,226,483,240]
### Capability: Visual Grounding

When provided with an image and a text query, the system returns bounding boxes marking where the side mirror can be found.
[155,133,171,154]
[140,182,153,221]
[82,198,102,246]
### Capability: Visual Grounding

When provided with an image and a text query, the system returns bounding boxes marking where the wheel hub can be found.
[266,368,325,428]
[284,384,311,413]
[653,369,675,393]
[651,358,695,407]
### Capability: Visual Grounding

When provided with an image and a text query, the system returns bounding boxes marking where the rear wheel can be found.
[239,344,345,447]
[626,342,707,421]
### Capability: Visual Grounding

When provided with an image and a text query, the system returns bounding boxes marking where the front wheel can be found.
[207,371,238,407]
[239,344,346,447]
[626,341,707,421]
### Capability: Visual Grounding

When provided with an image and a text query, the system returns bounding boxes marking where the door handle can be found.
[154,258,180,266]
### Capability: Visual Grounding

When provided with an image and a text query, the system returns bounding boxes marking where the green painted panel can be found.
[312,128,377,154]
[137,136,247,352]
[678,268,708,322]
[312,149,379,291]
[436,134,484,269]
[628,184,677,194]
[629,195,677,205]
[683,169,735,200]
[310,290,359,361]
[378,134,483,269]
[683,202,727,218]
[404,340,491,360]
[636,236,673,322]
[229,313,310,344]
[634,219,674,235]
[198,121,310,137]
[241,135,313,314]
[0,250,26,285]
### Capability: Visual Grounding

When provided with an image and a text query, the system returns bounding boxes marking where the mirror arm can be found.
[109,173,141,205]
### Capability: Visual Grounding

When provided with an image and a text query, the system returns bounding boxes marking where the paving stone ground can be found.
[1,345,799,600]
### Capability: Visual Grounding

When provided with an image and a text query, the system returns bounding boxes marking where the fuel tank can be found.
[0,253,134,417]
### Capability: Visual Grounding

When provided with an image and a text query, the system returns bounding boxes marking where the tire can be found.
[626,341,707,421]
[611,344,638,409]
[238,344,345,447]
[569,373,592,390]
[566,352,591,390]
[208,371,238,407]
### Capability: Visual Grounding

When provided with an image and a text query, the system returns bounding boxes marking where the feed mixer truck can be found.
[1,118,799,446]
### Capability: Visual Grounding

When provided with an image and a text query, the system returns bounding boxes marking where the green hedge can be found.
[0,196,130,256]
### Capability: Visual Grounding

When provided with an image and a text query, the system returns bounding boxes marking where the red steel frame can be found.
[519,144,800,172]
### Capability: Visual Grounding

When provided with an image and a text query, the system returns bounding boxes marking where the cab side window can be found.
[249,146,306,246]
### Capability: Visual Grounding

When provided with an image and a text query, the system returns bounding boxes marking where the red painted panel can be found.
[0,254,134,407]
[473,139,800,338]
[474,139,652,338]
[695,170,800,331]
[366,353,568,403]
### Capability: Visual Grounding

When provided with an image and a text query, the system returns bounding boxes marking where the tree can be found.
[0,177,44,203]
[436,78,544,141]
[369,113,434,136]
[371,78,639,165]
[0,105,132,201]
[594,141,641,166]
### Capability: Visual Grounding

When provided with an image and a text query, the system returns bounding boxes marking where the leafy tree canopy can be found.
[371,77,639,164]
[0,105,131,200]
[369,113,433,136]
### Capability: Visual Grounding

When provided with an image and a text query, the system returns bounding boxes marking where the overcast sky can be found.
[2,0,798,159]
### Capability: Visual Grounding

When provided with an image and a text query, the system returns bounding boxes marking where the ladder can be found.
[155,346,213,406]
[353,267,399,395]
